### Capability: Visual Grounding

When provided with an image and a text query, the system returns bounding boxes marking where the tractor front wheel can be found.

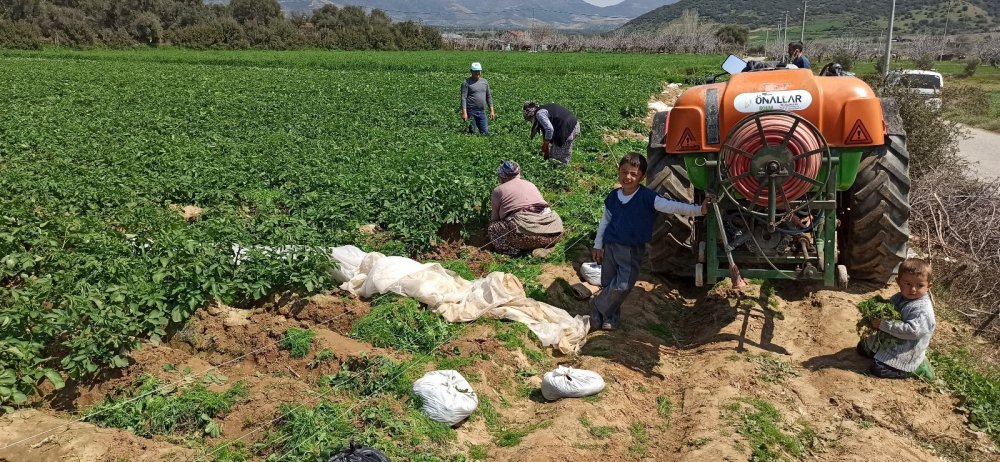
[841,134,911,282]
[647,139,696,276]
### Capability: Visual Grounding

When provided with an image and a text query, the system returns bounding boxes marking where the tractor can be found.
[647,55,910,287]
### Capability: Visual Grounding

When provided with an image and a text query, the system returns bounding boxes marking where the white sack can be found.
[412,370,478,426]
[329,245,589,354]
[579,262,602,286]
[541,366,605,401]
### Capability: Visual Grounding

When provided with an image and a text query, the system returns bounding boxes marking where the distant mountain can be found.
[276,0,678,30]
[619,0,999,36]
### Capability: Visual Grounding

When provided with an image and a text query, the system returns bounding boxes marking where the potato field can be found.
[0,49,722,459]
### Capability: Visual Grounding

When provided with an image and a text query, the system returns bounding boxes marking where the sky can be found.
[583,0,625,6]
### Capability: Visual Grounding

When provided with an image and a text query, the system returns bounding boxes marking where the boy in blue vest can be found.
[591,152,709,331]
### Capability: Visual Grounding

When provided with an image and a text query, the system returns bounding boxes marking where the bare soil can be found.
[4,258,998,461]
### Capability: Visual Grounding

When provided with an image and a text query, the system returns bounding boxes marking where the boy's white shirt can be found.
[593,188,702,249]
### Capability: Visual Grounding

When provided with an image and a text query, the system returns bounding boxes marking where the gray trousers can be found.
[549,122,581,165]
[590,241,645,328]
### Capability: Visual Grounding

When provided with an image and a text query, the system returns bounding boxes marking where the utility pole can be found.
[783,11,789,46]
[940,0,953,61]
[881,0,896,77]
[800,0,807,43]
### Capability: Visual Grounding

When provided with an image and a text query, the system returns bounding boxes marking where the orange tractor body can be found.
[646,62,910,287]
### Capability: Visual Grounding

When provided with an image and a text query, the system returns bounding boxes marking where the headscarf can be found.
[523,101,542,139]
[522,101,539,121]
[497,160,520,182]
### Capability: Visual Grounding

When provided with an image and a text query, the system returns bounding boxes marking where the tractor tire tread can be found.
[647,137,696,276]
[843,134,911,282]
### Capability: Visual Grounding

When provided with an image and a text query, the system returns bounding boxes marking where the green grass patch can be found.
[722,398,809,460]
[474,395,552,448]
[579,415,618,439]
[211,441,251,462]
[495,420,553,447]
[931,350,1000,444]
[351,295,461,354]
[628,422,650,457]
[280,327,316,359]
[469,444,489,460]
[486,319,548,365]
[438,260,476,280]
[657,395,673,421]
[86,375,248,438]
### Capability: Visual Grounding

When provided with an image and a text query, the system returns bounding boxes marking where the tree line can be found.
[0,0,443,50]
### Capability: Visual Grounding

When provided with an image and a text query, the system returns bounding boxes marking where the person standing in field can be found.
[461,62,495,135]
[522,101,580,165]
[489,160,564,257]
[787,41,811,69]
[590,152,709,331]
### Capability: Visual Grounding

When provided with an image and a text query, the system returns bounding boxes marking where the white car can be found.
[887,70,944,109]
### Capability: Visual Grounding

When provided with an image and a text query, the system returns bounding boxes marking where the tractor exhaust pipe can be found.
[712,202,748,289]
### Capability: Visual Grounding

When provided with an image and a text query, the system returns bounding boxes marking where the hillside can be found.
[620,0,999,36]
[275,0,677,30]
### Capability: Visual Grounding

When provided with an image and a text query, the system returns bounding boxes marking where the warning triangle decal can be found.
[845,119,873,145]
[676,128,699,151]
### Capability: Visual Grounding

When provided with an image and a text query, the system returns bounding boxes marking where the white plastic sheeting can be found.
[412,370,478,426]
[540,366,606,400]
[329,245,589,354]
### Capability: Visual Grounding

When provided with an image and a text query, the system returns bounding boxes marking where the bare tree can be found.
[904,34,941,69]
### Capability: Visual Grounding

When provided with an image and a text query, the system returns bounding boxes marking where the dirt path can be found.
[958,124,1000,180]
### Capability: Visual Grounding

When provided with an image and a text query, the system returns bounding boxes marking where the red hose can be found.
[724,114,822,207]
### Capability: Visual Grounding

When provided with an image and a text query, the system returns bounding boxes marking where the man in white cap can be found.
[461,62,495,135]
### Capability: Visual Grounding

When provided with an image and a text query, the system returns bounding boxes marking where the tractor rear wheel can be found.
[841,134,911,282]
[647,131,696,276]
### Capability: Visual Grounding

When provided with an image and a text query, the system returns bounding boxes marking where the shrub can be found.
[867,75,964,176]
[0,20,42,49]
[961,58,981,77]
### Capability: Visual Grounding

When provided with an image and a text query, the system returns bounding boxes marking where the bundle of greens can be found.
[856,295,902,353]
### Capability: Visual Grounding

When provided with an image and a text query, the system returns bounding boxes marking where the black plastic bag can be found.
[327,442,390,462]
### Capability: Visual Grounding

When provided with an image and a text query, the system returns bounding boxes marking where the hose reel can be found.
[716,111,832,230]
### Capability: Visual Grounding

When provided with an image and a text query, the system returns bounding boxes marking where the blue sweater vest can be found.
[603,186,658,247]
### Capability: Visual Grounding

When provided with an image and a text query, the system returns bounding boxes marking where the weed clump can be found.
[86,375,248,437]
[856,296,901,352]
[351,295,459,354]
[722,398,814,460]
[281,327,317,359]
[321,354,415,398]
[931,351,1000,446]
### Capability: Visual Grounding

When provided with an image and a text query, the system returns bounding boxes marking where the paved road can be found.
[958,124,1000,180]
